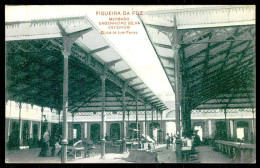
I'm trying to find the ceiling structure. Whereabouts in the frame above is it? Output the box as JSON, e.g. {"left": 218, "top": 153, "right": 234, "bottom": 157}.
{"left": 5, "top": 16, "right": 168, "bottom": 115}
{"left": 139, "top": 6, "right": 256, "bottom": 113}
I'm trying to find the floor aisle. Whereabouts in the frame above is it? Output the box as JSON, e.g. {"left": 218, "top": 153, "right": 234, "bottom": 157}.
{"left": 5, "top": 145, "right": 235, "bottom": 163}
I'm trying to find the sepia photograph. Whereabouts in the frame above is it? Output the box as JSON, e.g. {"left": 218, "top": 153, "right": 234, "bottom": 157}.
{"left": 5, "top": 5, "right": 256, "bottom": 163}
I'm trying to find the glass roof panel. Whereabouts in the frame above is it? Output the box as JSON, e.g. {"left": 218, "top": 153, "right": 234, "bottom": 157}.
{"left": 154, "top": 46, "right": 173, "bottom": 57}
{"left": 94, "top": 48, "right": 121, "bottom": 62}
{"left": 110, "top": 61, "right": 130, "bottom": 73}
{"left": 80, "top": 29, "right": 109, "bottom": 50}
{"left": 161, "top": 59, "right": 174, "bottom": 68}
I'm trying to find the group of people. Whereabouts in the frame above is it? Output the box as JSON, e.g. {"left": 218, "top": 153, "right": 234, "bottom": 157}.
{"left": 165, "top": 133, "right": 177, "bottom": 149}
{"left": 165, "top": 131, "right": 201, "bottom": 150}
{"left": 38, "top": 129, "right": 61, "bottom": 157}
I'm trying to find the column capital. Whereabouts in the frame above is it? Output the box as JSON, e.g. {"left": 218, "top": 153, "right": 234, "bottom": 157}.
{"left": 122, "top": 86, "right": 127, "bottom": 93}
{"left": 100, "top": 74, "right": 107, "bottom": 80}
{"left": 122, "top": 82, "right": 127, "bottom": 91}
{"left": 62, "top": 50, "right": 71, "bottom": 58}
{"left": 172, "top": 44, "right": 181, "bottom": 51}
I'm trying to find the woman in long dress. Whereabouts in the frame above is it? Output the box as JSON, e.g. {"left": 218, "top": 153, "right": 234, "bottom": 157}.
{"left": 39, "top": 129, "right": 50, "bottom": 157}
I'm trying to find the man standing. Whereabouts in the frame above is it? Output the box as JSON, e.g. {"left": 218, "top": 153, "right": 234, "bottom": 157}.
{"left": 170, "top": 133, "right": 174, "bottom": 145}
{"left": 39, "top": 129, "right": 50, "bottom": 157}
{"left": 165, "top": 133, "right": 170, "bottom": 149}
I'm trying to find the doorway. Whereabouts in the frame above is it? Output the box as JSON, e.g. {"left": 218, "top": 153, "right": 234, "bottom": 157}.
{"left": 215, "top": 121, "right": 227, "bottom": 140}
{"left": 149, "top": 123, "right": 160, "bottom": 141}
{"left": 165, "top": 122, "right": 176, "bottom": 135}
{"left": 194, "top": 125, "right": 203, "bottom": 141}
{"left": 32, "top": 124, "right": 38, "bottom": 146}
{"left": 72, "top": 124, "right": 82, "bottom": 141}
{"left": 129, "top": 123, "right": 140, "bottom": 139}
{"left": 90, "top": 124, "right": 100, "bottom": 143}
{"left": 22, "top": 121, "right": 29, "bottom": 146}
{"left": 8, "top": 121, "right": 19, "bottom": 149}
{"left": 110, "top": 123, "right": 120, "bottom": 141}
{"left": 236, "top": 121, "right": 249, "bottom": 142}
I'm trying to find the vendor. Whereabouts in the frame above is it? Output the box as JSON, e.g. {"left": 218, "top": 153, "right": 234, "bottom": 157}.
{"left": 193, "top": 130, "right": 201, "bottom": 147}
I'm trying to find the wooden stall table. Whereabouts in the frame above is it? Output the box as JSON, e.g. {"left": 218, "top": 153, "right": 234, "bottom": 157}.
{"left": 132, "top": 141, "right": 140, "bottom": 149}
{"left": 143, "top": 142, "right": 149, "bottom": 150}
{"left": 214, "top": 140, "right": 255, "bottom": 163}
{"left": 67, "top": 140, "right": 85, "bottom": 159}
{"left": 126, "top": 141, "right": 133, "bottom": 149}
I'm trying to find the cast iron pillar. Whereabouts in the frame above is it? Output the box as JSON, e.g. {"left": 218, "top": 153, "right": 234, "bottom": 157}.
{"left": 72, "top": 112, "right": 75, "bottom": 144}
{"left": 100, "top": 73, "right": 107, "bottom": 158}
{"left": 127, "top": 110, "right": 130, "bottom": 131}
{"left": 57, "top": 21, "right": 92, "bottom": 163}
{"left": 61, "top": 50, "right": 69, "bottom": 163}
{"left": 122, "top": 86, "right": 127, "bottom": 153}
{"left": 144, "top": 104, "right": 147, "bottom": 140}
{"left": 151, "top": 109, "right": 154, "bottom": 138}
{"left": 18, "top": 102, "right": 22, "bottom": 146}
{"left": 224, "top": 109, "right": 228, "bottom": 140}
{"left": 174, "top": 43, "right": 181, "bottom": 137}
{"left": 156, "top": 109, "right": 159, "bottom": 123}
{"left": 252, "top": 108, "right": 255, "bottom": 143}
{"left": 38, "top": 107, "right": 43, "bottom": 140}
{"left": 160, "top": 111, "right": 163, "bottom": 144}
{"left": 172, "top": 15, "right": 182, "bottom": 163}
{"left": 152, "top": 109, "right": 154, "bottom": 125}
{"left": 156, "top": 109, "right": 159, "bottom": 144}
{"left": 135, "top": 97, "right": 139, "bottom": 141}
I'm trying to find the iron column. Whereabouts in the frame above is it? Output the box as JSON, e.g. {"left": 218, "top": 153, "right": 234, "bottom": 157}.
{"left": 145, "top": 104, "right": 147, "bottom": 140}
{"left": 122, "top": 86, "right": 127, "bottom": 153}
{"left": 160, "top": 111, "right": 163, "bottom": 144}
{"left": 127, "top": 110, "right": 130, "bottom": 132}
{"left": 61, "top": 50, "right": 69, "bottom": 163}
{"left": 136, "top": 97, "right": 139, "bottom": 141}
{"left": 72, "top": 112, "right": 74, "bottom": 144}
{"left": 18, "top": 102, "right": 22, "bottom": 146}
{"left": 224, "top": 109, "right": 227, "bottom": 140}
{"left": 57, "top": 22, "right": 91, "bottom": 163}
{"left": 252, "top": 108, "right": 255, "bottom": 143}
{"left": 100, "top": 74, "right": 107, "bottom": 158}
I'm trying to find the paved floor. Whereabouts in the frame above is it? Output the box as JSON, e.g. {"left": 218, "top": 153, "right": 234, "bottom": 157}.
{"left": 195, "top": 146, "right": 234, "bottom": 163}
{"left": 5, "top": 145, "right": 235, "bottom": 163}
{"left": 5, "top": 148, "right": 131, "bottom": 163}
{"left": 153, "top": 144, "right": 177, "bottom": 163}
{"left": 5, "top": 148, "right": 61, "bottom": 163}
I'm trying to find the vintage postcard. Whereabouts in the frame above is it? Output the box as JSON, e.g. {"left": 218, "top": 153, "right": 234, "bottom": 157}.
{"left": 5, "top": 5, "right": 255, "bottom": 163}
